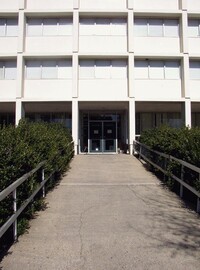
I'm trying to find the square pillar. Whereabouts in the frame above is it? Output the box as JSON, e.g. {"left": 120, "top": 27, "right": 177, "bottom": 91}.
{"left": 185, "top": 99, "right": 191, "bottom": 128}
{"left": 128, "top": 0, "right": 134, "bottom": 9}
{"left": 73, "top": 11, "right": 79, "bottom": 53}
{"left": 128, "top": 11, "right": 134, "bottom": 53}
{"left": 182, "top": 54, "right": 190, "bottom": 98}
{"left": 72, "top": 54, "right": 78, "bottom": 98}
{"left": 15, "top": 99, "right": 24, "bottom": 125}
{"left": 16, "top": 54, "right": 24, "bottom": 98}
{"left": 129, "top": 99, "right": 136, "bottom": 155}
{"left": 72, "top": 100, "right": 79, "bottom": 155}
{"left": 74, "top": 0, "right": 79, "bottom": 9}
{"left": 128, "top": 53, "right": 134, "bottom": 97}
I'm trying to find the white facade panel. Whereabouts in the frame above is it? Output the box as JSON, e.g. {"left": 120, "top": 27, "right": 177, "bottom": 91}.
{"left": 79, "top": 80, "right": 128, "bottom": 100}
{"left": 24, "top": 80, "right": 72, "bottom": 100}
{"left": 188, "top": 0, "right": 200, "bottom": 10}
{"left": 0, "top": 81, "right": 16, "bottom": 99}
{"left": 25, "top": 36, "right": 72, "bottom": 52}
{"left": 26, "top": 0, "right": 73, "bottom": 10}
{"left": 79, "top": 36, "right": 127, "bottom": 53}
{"left": 188, "top": 39, "right": 200, "bottom": 54}
{"left": 0, "top": 37, "right": 18, "bottom": 53}
{"left": 0, "top": 0, "right": 18, "bottom": 10}
{"left": 134, "top": 80, "right": 182, "bottom": 100}
{"left": 190, "top": 81, "right": 200, "bottom": 99}
{"left": 80, "top": 0, "right": 127, "bottom": 9}
{"left": 134, "top": 37, "right": 180, "bottom": 53}
{"left": 134, "top": 0, "right": 179, "bottom": 10}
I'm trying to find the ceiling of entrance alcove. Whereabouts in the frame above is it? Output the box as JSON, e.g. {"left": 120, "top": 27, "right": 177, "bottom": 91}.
{"left": 79, "top": 101, "right": 129, "bottom": 111}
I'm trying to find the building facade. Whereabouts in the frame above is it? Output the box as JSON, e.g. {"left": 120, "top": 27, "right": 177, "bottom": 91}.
{"left": 0, "top": 0, "right": 200, "bottom": 154}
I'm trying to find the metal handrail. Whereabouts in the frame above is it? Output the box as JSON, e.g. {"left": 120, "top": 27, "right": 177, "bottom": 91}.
{"left": 0, "top": 141, "right": 74, "bottom": 241}
{"left": 133, "top": 140, "right": 200, "bottom": 213}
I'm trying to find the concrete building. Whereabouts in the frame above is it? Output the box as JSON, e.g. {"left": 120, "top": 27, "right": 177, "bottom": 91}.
{"left": 0, "top": 0, "right": 200, "bottom": 154}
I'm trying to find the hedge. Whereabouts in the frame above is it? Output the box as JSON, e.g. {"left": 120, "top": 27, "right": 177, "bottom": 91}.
{"left": 139, "top": 125, "right": 200, "bottom": 192}
{"left": 0, "top": 120, "right": 74, "bottom": 248}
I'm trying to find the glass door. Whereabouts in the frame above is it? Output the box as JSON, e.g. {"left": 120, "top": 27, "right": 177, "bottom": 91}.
{"left": 103, "top": 121, "right": 117, "bottom": 152}
{"left": 89, "top": 122, "right": 103, "bottom": 153}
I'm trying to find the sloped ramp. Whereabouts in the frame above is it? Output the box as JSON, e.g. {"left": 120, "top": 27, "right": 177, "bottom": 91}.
{"left": 1, "top": 155, "right": 200, "bottom": 270}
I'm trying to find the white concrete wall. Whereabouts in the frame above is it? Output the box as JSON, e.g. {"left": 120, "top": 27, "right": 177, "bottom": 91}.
{"left": 25, "top": 37, "right": 73, "bottom": 53}
{"left": 187, "top": 0, "right": 200, "bottom": 10}
{"left": 188, "top": 39, "right": 200, "bottom": 54}
{"left": 79, "top": 36, "right": 127, "bottom": 53}
{"left": 0, "top": 0, "right": 19, "bottom": 10}
{"left": 79, "top": 80, "right": 128, "bottom": 100}
{"left": 134, "top": 0, "right": 179, "bottom": 10}
{"left": 26, "top": 0, "right": 73, "bottom": 10}
{"left": 0, "top": 81, "right": 17, "bottom": 99}
{"left": 190, "top": 81, "right": 200, "bottom": 99}
{"left": 24, "top": 80, "right": 72, "bottom": 100}
{"left": 134, "top": 80, "right": 182, "bottom": 100}
{"left": 80, "top": 0, "right": 127, "bottom": 9}
{"left": 134, "top": 37, "right": 180, "bottom": 54}
{"left": 0, "top": 38, "right": 18, "bottom": 54}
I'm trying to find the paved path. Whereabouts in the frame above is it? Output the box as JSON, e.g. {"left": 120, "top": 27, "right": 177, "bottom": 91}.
{"left": 1, "top": 155, "right": 200, "bottom": 270}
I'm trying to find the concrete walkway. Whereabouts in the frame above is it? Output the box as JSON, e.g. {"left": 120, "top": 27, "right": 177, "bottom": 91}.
{"left": 1, "top": 155, "right": 200, "bottom": 270}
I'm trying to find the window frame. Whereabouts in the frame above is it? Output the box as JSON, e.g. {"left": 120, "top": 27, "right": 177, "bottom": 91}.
{"left": 134, "top": 18, "right": 179, "bottom": 38}
{"left": 26, "top": 17, "right": 73, "bottom": 37}
{"left": 134, "top": 59, "right": 181, "bottom": 80}
{"left": 25, "top": 59, "right": 72, "bottom": 80}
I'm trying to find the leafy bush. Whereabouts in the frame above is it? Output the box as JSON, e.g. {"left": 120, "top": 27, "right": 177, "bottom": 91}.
{"left": 139, "top": 125, "right": 200, "bottom": 192}
{"left": 0, "top": 120, "right": 73, "bottom": 246}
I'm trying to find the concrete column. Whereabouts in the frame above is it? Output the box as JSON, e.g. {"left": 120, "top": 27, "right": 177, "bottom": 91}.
{"left": 72, "top": 100, "right": 79, "bottom": 155}
{"left": 128, "top": 53, "right": 134, "bottom": 98}
{"left": 19, "top": 0, "right": 25, "bottom": 9}
{"left": 15, "top": 99, "right": 24, "bottom": 125}
{"left": 74, "top": 0, "right": 79, "bottom": 9}
{"left": 16, "top": 54, "right": 24, "bottom": 98}
{"left": 185, "top": 98, "right": 192, "bottom": 128}
{"left": 73, "top": 10, "right": 79, "bottom": 53}
{"left": 128, "top": 11, "right": 134, "bottom": 53}
{"left": 72, "top": 54, "right": 78, "bottom": 98}
{"left": 129, "top": 98, "right": 135, "bottom": 155}
{"left": 127, "top": 0, "right": 134, "bottom": 9}
{"left": 181, "top": 0, "right": 187, "bottom": 10}
{"left": 182, "top": 54, "right": 190, "bottom": 98}
{"left": 181, "top": 11, "right": 188, "bottom": 53}
{"left": 18, "top": 10, "right": 25, "bottom": 53}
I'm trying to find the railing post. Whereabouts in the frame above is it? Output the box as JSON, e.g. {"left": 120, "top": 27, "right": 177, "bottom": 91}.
{"left": 164, "top": 157, "right": 167, "bottom": 181}
{"left": 197, "top": 197, "right": 200, "bottom": 213}
{"left": 42, "top": 168, "right": 45, "bottom": 198}
{"left": 180, "top": 164, "right": 184, "bottom": 198}
{"left": 13, "top": 189, "right": 17, "bottom": 241}
{"left": 139, "top": 144, "right": 142, "bottom": 160}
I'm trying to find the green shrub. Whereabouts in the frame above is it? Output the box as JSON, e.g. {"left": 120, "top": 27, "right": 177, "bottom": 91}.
{"left": 139, "top": 125, "right": 200, "bottom": 192}
{"left": 0, "top": 120, "right": 73, "bottom": 243}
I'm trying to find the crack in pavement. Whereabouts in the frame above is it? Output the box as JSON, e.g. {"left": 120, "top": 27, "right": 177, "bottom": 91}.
{"left": 78, "top": 206, "right": 94, "bottom": 269}
{"left": 127, "top": 185, "right": 149, "bottom": 206}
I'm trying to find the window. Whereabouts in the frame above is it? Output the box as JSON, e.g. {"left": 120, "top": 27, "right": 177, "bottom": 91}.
{"left": 149, "top": 61, "right": 164, "bottom": 79}
{"left": 188, "top": 19, "right": 200, "bottom": 37}
{"left": 149, "top": 19, "right": 163, "bottom": 37}
{"left": 80, "top": 18, "right": 127, "bottom": 36}
{"left": 135, "top": 60, "right": 180, "bottom": 80}
{"left": 0, "top": 60, "right": 17, "bottom": 80}
{"left": 25, "top": 59, "right": 72, "bottom": 79}
{"left": 134, "top": 61, "right": 148, "bottom": 79}
{"left": 79, "top": 60, "right": 127, "bottom": 79}
{"left": 190, "top": 61, "right": 200, "bottom": 80}
{"left": 26, "top": 18, "right": 73, "bottom": 36}
{"left": 134, "top": 18, "right": 179, "bottom": 37}
{"left": 0, "top": 18, "right": 18, "bottom": 37}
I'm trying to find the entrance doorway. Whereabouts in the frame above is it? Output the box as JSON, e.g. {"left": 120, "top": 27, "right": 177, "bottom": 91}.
{"left": 80, "top": 112, "right": 125, "bottom": 154}
{"left": 89, "top": 121, "right": 117, "bottom": 153}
